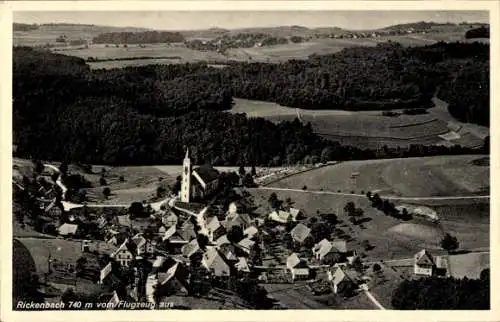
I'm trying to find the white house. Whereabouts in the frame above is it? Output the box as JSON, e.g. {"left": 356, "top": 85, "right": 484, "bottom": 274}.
{"left": 286, "top": 253, "right": 310, "bottom": 281}
{"left": 414, "top": 249, "right": 435, "bottom": 276}
{"left": 112, "top": 240, "right": 134, "bottom": 267}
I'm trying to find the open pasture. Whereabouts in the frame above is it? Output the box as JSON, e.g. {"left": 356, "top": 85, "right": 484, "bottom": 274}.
{"left": 268, "top": 155, "right": 489, "bottom": 198}
{"left": 247, "top": 187, "right": 488, "bottom": 262}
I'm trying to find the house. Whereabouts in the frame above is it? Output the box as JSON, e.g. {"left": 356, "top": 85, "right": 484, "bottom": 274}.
{"left": 207, "top": 216, "right": 226, "bottom": 241}
{"left": 290, "top": 223, "right": 311, "bottom": 243}
{"left": 58, "top": 223, "right": 79, "bottom": 237}
{"left": 111, "top": 240, "right": 135, "bottom": 267}
{"left": 268, "top": 210, "right": 291, "bottom": 224}
{"left": 235, "top": 257, "right": 250, "bottom": 273}
{"left": 98, "top": 262, "right": 113, "bottom": 284}
{"left": 162, "top": 225, "right": 187, "bottom": 244}
{"left": 219, "top": 244, "right": 238, "bottom": 262}
{"left": 329, "top": 265, "right": 359, "bottom": 294}
{"left": 237, "top": 238, "right": 255, "bottom": 254}
{"left": 286, "top": 253, "right": 310, "bottom": 281}
{"left": 162, "top": 212, "right": 178, "bottom": 228}
{"left": 131, "top": 234, "right": 147, "bottom": 255}
{"left": 289, "top": 208, "right": 301, "bottom": 221}
{"left": 181, "top": 239, "right": 201, "bottom": 259}
{"left": 223, "top": 213, "right": 252, "bottom": 230}
{"left": 179, "top": 149, "right": 220, "bottom": 203}
{"left": 155, "top": 262, "right": 190, "bottom": 297}
{"left": 178, "top": 221, "right": 197, "bottom": 241}
{"left": 215, "top": 234, "right": 230, "bottom": 247}
{"left": 202, "top": 247, "right": 231, "bottom": 277}
{"left": 116, "top": 215, "right": 131, "bottom": 228}
{"left": 312, "top": 239, "right": 334, "bottom": 260}
{"left": 243, "top": 226, "right": 258, "bottom": 238}
{"left": 414, "top": 249, "right": 436, "bottom": 276}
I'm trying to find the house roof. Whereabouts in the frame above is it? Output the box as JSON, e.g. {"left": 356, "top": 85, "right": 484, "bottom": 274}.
{"left": 58, "top": 223, "right": 78, "bottom": 236}
{"left": 181, "top": 239, "right": 200, "bottom": 258}
{"left": 237, "top": 238, "right": 255, "bottom": 253}
{"left": 215, "top": 234, "right": 230, "bottom": 247}
{"left": 179, "top": 222, "right": 197, "bottom": 241}
{"left": 244, "top": 226, "right": 258, "bottom": 237}
{"left": 112, "top": 239, "right": 133, "bottom": 258}
{"left": 268, "top": 210, "right": 290, "bottom": 223}
{"left": 193, "top": 166, "right": 219, "bottom": 184}
{"left": 331, "top": 240, "right": 348, "bottom": 253}
{"left": 202, "top": 247, "right": 230, "bottom": 273}
{"left": 235, "top": 257, "right": 250, "bottom": 272}
{"left": 207, "top": 216, "right": 221, "bottom": 232}
{"left": 162, "top": 225, "right": 177, "bottom": 241}
{"left": 153, "top": 256, "right": 167, "bottom": 268}
{"left": 290, "top": 223, "right": 311, "bottom": 243}
{"left": 289, "top": 208, "right": 301, "bottom": 219}
{"left": 163, "top": 213, "right": 178, "bottom": 226}
{"left": 313, "top": 239, "right": 333, "bottom": 258}
{"left": 223, "top": 213, "right": 252, "bottom": 230}
{"left": 331, "top": 266, "right": 359, "bottom": 285}
{"left": 287, "top": 253, "right": 301, "bottom": 268}
{"left": 116, "top": 215, "right": 131, "bottom": 227}
{"left": 415, "top": 249, "right": 435, "bottom": 266}
{"left": 131, "top": 234, "right": 147, "bottom": 249}
{"left": 219, "top": 244, "right": 237, "bottom": 261}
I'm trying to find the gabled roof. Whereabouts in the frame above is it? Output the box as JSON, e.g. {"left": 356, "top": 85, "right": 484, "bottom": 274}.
{"left": 331, "top": 240, "right": 348, "bottom": 253}
{"left": 289, "top": 208, "right": 301, "bottom": 220}
{"left": 244, "top": 226, "right": 258, "bottom": 237}
{"left": 162, "top": 225, "right": 177, "bottom": 241}
{"left": 181, "top": 239, "right": 200, "bottom": 258}
{"left": 202, "top": 247, "right": 230, "bottom": 274}
{"left": 313, "top": 239, "right": 333, "bottom": 258}
{"left": 268, "top": 210, "right": 291, "bottom": 223}
{"left": 193, "top": 166, "right": 219, "bottom": 185}
{"left": 415, "top": 249, "right": 435, "bottom": 266}
{"left": 117, "top": 215, "right": 131, "bottom": 227}
{"left": 207, "top": 216, "right": 221, "bottom": 232}
{"left": 131, "top": 234, "right": 147, "bottom": 249}
{"left": 163, "top": 213, "right": 178, "bottom": 227}
{"left": 290, "top": 223, "right": 311, "bottom": 243}
{"left": 112, "top": 239, "right": 134, "bottom": 258}
{"left": 58, "top": 223, "right": 78, "bottom": 236}
{"left": 237, "top": 238, "right": 255, "bottom": 253}
{"left": 235, "top": 257, "right": 250, "bottom": 272}
{"left": 179, "top": 221, "right": 197, "bottom": 241}
{"left": 223, "top": 213, "right": 252, "bottom": 230}
{"left": 286, "top": 253, "right": 301, "bottom": 269}
{"left": 215, "top": 234, "right": 230, "bottom": 247}
{"left": 219, "top": 244, "right": 237, "bottom": 261}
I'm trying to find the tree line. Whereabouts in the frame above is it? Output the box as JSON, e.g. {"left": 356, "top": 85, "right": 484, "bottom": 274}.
{"left": 92, "top": 31, "right": 185, "bottom": 44}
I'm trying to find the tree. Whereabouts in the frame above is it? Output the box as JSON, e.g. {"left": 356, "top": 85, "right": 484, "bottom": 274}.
{"left": 119, "top": 175, "right": 125, "bottom": 182}
{"left": 483, "top": 136, "right": 490, "bottom": 154}
{"left": 99, "top": 177, "right": 107, "bottom": 186}
{"left": 344, "top": 202, "right": 356, "bottom": 215}
{"left": 227, "top": 225, "right": 244, "bottom": 244}
{"left": 59, "top": 162, "right": 69, "bottom": 175}
{"left": 268, "top": 192, "right": 280, "bottom": 210}
{"left": 366, "top": 191, "right": 372, "bottom": 200}
{"left": 238, "top": 166, "right": 246, "bottom": 177}
{"left": 156, "top": 186, "right": 166, "bottom": 198}
{"left": 320, "top": 147, "right": 334, "bottom": 163}
{"left": 441, "top": 233, "right": 459, "bottom": 253}
{"left": 102, "top": 187, "right": 111, "bottom": 199}
{"left": 242, "top": 173, "right": 255, "bottom": 187}
{"left": 129, "top": 201, "right": 144, "bottom": 219}
{"left": 32, "top": 160, "right": 44, "bottom": 175}
{"left": 251, "top": 166, "right": 257, "bottom": 177}
{"left": 372, "top": 263, "right": 382, "bottom": 272}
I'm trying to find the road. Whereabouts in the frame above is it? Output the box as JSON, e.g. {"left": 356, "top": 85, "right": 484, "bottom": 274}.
{"left": 256, "top": 186, "right": 489, "bottom": 202}
{"left": 360, "top": 284, "right": 386, "bottom": 310}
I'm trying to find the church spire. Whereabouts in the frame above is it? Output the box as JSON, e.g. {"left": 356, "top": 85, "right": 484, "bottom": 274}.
{"left": 185, "top": 148, "right": 190, "bottom": 160}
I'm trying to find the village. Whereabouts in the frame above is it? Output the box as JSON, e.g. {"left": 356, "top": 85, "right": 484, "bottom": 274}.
{"left": 12, "top": 148, "right": 490, "bottom": 310}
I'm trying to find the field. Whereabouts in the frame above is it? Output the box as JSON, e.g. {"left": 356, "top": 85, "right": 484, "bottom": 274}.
{"left": 230, "top": 98, "right": 486, "bottom": 149}
{"left": 267, "top": 155, "right": 490, "bottom": 198}
{"left": 247, "top": 186, "right": 489, "bottom": 262}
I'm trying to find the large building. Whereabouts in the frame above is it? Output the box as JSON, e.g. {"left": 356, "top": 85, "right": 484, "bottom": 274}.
{"left": 180, "top": 149, "right": 220, "bottom": 203}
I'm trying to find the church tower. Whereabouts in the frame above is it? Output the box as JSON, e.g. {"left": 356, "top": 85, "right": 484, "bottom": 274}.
{"left": 180, "top": 148, "right": 191, "bottom": 203}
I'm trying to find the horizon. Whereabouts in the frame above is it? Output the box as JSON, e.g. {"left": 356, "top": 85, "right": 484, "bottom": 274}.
{"left": 13, "top": 10, "right": 489, "bottom": 31}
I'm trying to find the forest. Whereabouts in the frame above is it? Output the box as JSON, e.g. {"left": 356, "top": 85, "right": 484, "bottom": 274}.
{"left": 92, "top": 31, "right": 185, "bottom": 44}
{"left": 13, "top": 43, "right": 488, "bottom": 166}
{"left": 392, "top": 272, "right": 489, "bottom": 309}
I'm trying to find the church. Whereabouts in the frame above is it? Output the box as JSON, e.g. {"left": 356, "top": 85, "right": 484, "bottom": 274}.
{"left": 179, "top": 149, "right": 220, "bottom": 203}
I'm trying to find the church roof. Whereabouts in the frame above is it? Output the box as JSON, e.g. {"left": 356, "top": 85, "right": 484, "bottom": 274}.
{"left": 193, "top": 166, "right": 219, "bottom": 184}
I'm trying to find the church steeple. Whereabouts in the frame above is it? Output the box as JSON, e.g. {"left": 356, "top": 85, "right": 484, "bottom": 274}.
{"left": 180, "top": 148, "right": 191, "bottom": 203}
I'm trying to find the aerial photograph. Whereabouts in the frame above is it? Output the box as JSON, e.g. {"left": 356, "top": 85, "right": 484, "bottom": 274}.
{"left": 11, "top": 9, "right": 490, "bottom": 311}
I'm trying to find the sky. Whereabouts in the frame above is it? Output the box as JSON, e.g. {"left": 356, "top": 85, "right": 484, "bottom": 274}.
{"left": 13, "top": 10, "right": 489, "bottom": 31}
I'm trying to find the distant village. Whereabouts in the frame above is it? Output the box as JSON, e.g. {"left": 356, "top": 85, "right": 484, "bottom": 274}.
{"left": 12, "top": 148, "right": 489, "bottom": 310}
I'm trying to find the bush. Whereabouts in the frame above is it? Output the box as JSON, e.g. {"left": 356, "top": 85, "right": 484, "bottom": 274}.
{"left": 99, "top": 177, "right": 107, "bottom": 186}
{"left": 119, "top": 175, "right": 125, "bottom": 182}
{"left": 302, "top": 185, "right": 308, "bottom": 190}
{"left": 102, "top": 187, "right": 111, "bottom": 199}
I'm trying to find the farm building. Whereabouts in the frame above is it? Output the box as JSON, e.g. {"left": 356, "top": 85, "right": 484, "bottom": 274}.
{"left": 156, "top": 262, "right": 190, "bottom": 297}
{"left": 58, "top": 223, "right": 79, "bottom": 237}
{"left": 268, "top": 210, "right": 292, "bottom": 224}
{"left": 244, "top": 226, "right": 259, "bottom": 238}
{"left": 111, "top": 239, "right": 135, "bottom": 267}
{"left": 237, "top": 237, "right": 256, "bottom": 254}
{"left": 328, "top": 265, "right": 360, "bottom": 295}
{"left": 202, "top": 247, "right": 231, "bottom": 277}
{"left": 290, "top": 223, "right": 311, "bottom": 243}
{"left": 414, "top": 249, "right": 438, "bottom": 276}
{"left": 286, "top": 253, "right": 310, "bottom": 281}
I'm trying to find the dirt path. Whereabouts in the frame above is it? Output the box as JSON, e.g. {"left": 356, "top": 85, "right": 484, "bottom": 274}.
{"left": 256, "top": 186, "right": 489, "bottom": 202}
